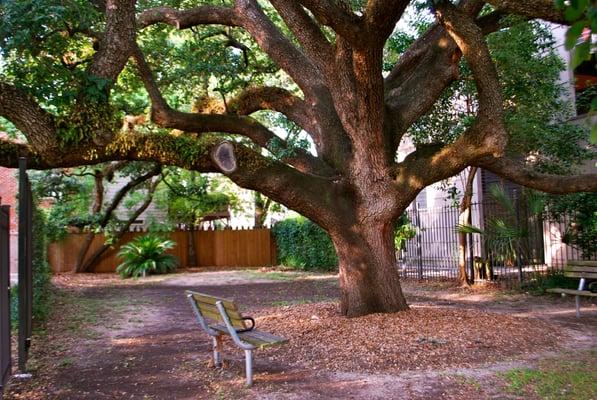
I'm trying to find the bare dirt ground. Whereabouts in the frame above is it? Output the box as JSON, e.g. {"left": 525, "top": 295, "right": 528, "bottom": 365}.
{"left": 4, "top": 269, "right": 596, "bottom": 400}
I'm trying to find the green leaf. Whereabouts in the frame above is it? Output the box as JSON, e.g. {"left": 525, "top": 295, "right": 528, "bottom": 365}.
{"left": 564, "top": 0, "right": 589, "bottom": 21}
{"left": 571, "top": 41, "right": 591, "bottom": 68}
{"left": 591, "top": 123, "right": 597, "bottom": 145}
{"left": 565, "top": 21, "right": 586, "bottom": 50}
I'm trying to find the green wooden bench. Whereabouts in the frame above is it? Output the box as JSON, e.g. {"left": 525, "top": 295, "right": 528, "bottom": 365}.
{"left": 186, "top": 290, "right": 287, "bottom": 386}
{"left": 546, "top": 261, "right": 597, "bottom": 318}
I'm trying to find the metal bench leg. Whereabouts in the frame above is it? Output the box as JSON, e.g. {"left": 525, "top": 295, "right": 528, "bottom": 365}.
{"left": 245, "top": 349, "right": 253, "bottom": 386}
{"left": 213, "top": 336, "right": 223, "bottom": 368}
{"left": 575, "top": 295, "right": 581, "bottom": 318}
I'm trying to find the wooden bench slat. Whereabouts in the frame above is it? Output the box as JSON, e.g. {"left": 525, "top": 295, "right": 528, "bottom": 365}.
{"left": 564, "top": 265, "right": 597, "bottom": 273}
{"left": 187, "top": 291, "right": 247, "bottom": 329}
{"left": 563, "top": 271, "right": 597, "bottom": 279}
{"left": 187, "top": 291, "right": 238, "bottom": 310}
{"left": 546, "top": 288, "right": 597, "bottom": 297}
{"left": 194, "top": 303, "right": 246, "bottom": 329}
{"left": 566, "top": 260, "right": 597, "bottom": 267}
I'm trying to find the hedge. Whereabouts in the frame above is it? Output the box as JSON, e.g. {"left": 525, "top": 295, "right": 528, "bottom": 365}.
{"left": 11, "top": 202, "right": 52, "bottom": 325}
{"left": 272, "top": 217, "right": 337, "bottom": 271}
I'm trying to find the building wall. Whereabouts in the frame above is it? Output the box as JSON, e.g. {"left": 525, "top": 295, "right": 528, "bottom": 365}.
{"left": 0, "top": 166, "right": 19, "bottom": 275}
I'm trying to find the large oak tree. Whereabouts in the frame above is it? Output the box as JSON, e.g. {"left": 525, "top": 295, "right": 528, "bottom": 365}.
{"left": 0, "top": 0, "right": 596, "bottom": 316}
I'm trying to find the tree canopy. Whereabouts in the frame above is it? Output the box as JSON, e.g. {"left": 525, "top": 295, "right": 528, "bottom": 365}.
{"left": 1, "top": 0, "right": 596, "bottom": 316}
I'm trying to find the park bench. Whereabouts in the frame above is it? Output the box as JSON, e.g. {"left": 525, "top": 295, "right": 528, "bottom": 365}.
{"left": 185, "top": 290, "right": 287, "bottom": 386}
{"left": 546, "top": 261, "right": 597, "bottom": 318}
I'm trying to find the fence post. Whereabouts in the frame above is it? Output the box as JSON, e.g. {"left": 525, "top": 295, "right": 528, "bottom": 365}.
{"left": 0, "top": 205, "right": 11, "bottom": 397}
{"left": 18, "top": 157, "right": 32, "bottom": 372}
{"left": 513, "top": 189, "right": 523, "bottom": 284}
{"left": 468, "top": 231, "right": 475, "bottom": 283}
{"left": 412, "top": 201, "right": 423, "bottom": 279}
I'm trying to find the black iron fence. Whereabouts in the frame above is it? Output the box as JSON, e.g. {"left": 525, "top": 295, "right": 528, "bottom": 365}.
{"left": 400, "top": 200, "right": 594, "bottom": 284}
{"left": 0, "top": 204, "right": 11, "bottom": 397}
{"left": 18, "top": 158, "right": 32, "bottom": 372}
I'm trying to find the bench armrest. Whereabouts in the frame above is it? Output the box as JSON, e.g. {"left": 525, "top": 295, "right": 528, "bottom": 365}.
{"left": 216, "top": 301, "right": 255, "bottom": 351}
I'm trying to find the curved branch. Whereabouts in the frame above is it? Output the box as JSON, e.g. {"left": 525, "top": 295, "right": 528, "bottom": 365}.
{"left": 364, "top": 0, "right": 410, "bottom": 46}
{"left": 268, "top": 0, "right": 334, "bottom": 74}
{"left": 234, "top": 0, "right": 323, "bottom": 95}
{"left": 88, "top": 0, "right": 136, "bottom": 80}
{"left": 435, "top": 2, "right": 504, "bottom": 128}
{"left": 138, "top": 1, "right": 324, "bottom": 96}
{"left": 99, "top": 163, "right": 162, "bottom": 226}
{"left": 0, "top": 82, "right": 59, "bottom": 159}
{"left": 384, "top": 1, "right": 487, "bottom": 137}
{"left": 227, "top": 86, "right": 316, "bottom": 133}
{"left": 297, "top": 0, "right": 365, "bottom": 46}
{"left": 476, "top": 156, "right": 597, "bottom": 194}
{"left": 483, "top": 0, "right": 566, "bottom": 24}
{"left": 137, "top": 6, "right": 239, "bottom": 29}
{"left": 131, "top": 44, "right": 334, "bottom": 177}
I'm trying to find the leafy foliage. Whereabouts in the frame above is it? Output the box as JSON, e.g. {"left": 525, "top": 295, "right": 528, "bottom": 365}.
{"left": 394, "top": 213, "right": 416, "bottom": 251}
{"left": 410, "top": 19, "right": 594, "bottom": 172}
{"left": 154, "top": 168, "right": 235, "bottom": 227}
{"left": 458, "top": 185, "right": 545, "bottom": 265}
{"left": 116, "top": 234, "right": 179, "bottom": 278}
{"left": 11, "top": 196, "right": 52, "bottom": 325}
{"left": 525, "top": 269, "right": 580, "bottom": 295}
{"left": 272, "top": 217, "right": 337, "bottom": 271}
{"left": 545, "top": 192, "right": 597, "bottom": 258}
{"left": 30, "top": 171, "right": 95, "bottom": 242}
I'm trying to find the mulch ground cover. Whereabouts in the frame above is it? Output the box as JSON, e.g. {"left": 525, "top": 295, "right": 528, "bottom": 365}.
{"left": 258, "top": 302, "right": 566, "bottom": 373}
{"left": 3, "top": 271, "right": 592, "bottom": 400}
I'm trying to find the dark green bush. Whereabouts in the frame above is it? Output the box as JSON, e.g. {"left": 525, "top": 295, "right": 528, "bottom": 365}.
{"left": 11, "top": 204, "right": 52, "bottom": 325}
{"left": 272, "top": 217, "right": 337, "bottom": 271}
{"left": 526, "top": 269, "right": 579, "bottom": 295}
{"left": 116, "top": 234, "right": 179, "bottom": 278}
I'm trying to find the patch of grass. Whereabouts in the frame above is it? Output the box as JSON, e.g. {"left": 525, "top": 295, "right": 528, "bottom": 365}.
{"left": 242, "top": 270, "right": 303, "bottom": 281}
{"left": 452, "top": 374, "right": 482, "bottom": 391}
{"left": 57, "top": 357, "right": 74, "bottom": 368}
{"left": 271, "top": 296, "right": 332, "bottom": 307}
{"left": 503, "top": 355, "right": 597, "bottom": 400}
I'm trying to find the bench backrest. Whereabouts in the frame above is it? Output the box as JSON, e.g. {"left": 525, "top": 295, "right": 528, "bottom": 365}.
{"left": 564, "top": 261, "right": 597, "bottom": 279}
{"left": 186, "top": 290, "right": 247, "bottom": 330}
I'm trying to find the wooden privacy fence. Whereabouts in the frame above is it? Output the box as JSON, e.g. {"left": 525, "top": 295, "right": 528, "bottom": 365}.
{"left": 48, "top": 228, "right": 277, "bottom": 273}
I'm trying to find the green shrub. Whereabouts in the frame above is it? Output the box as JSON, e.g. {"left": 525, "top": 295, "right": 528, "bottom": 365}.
{"left": 526, "top": 269, "right": 579, "bottom": 295}
{"left": 116, "top": 234, "right": 179, "bottom": 278}
{"left": 11, "top": 204, "right": 52, "bottom": 326}
{"left": 272, "top": 217, "right": 337, "bottom": 271}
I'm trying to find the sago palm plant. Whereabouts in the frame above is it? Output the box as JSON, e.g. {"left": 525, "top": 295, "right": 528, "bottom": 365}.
{"left": 116, "top": 234, "right": 179, "bottom": 278}
{"left": 458, "top": 185, "right": 545, "bottom": 268}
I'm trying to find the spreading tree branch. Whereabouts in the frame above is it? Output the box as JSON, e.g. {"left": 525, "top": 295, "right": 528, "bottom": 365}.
{"left": 477, "top": 156, "right": 597, "bottom": 194}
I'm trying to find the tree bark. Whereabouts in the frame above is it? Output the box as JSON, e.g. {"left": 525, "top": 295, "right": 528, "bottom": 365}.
{"left": 74, "top": 169, "right": 105, "bottom": 272}
{"left": 457, "top": 166, "right": 478, "bottom": 286}
{"left": 330, "top": 219, "right": 409, "bottom": 317}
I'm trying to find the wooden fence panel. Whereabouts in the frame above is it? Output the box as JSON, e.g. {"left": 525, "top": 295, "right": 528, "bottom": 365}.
{"left": 48, "top": 228, "right": 276, "bottom": 272}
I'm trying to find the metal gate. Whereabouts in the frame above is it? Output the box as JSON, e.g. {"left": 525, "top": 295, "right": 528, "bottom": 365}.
{"left": 0, "top": 204, "right": 11, "bottom": 397}
{"left": 18, "top": 158, "right": 32, "bottom": 372}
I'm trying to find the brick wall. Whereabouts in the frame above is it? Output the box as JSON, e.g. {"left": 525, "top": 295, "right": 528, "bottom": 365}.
{"left": 0, "top": 167, "right": 19, "bottom": 274}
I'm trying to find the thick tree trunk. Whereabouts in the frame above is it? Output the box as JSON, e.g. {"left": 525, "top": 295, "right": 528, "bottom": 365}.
{"left": 457, "top": 167, "right": 478, "bottom": 286}
{"left": 331, "top": 221, "right": 409, "bottom": 317}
